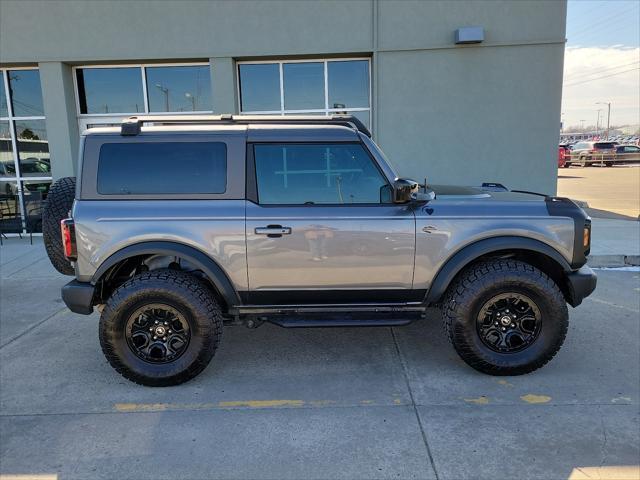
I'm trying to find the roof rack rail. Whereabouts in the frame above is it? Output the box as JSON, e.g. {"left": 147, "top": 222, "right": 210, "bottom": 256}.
{"left": 120, "top": 114, "right": 372, "bottom": 138}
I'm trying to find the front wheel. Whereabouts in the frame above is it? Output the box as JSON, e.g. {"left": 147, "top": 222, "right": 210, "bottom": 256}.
{"left": 442, "top": 259, "right": 568, "bottom": 375}
{"left": 99, "top": 269, "right": 223, "bottom": 386}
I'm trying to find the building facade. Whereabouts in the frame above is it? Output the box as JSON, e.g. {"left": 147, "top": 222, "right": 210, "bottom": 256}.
{"left": 0, "top": 0, "right": 566, "bottom": 233}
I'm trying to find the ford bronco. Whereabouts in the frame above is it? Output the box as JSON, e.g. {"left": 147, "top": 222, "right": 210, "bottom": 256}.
{"left": 42, "top": 115, "right": 597, "bottom": 386}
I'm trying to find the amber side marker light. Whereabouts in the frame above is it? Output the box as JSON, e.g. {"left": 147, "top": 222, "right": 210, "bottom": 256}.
{"left": 583, "top": 226, "right": 590, "bottom": 248}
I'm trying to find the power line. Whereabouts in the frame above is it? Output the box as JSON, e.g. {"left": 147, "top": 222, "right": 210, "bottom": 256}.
{"left": 568, "top": 8, "right": 629, "bottom": 39}
{"left": 567, "top": 4, "right": 638, "bottom": 43}
{"left": 563, "top": 66, "right": 639, "bottom": 87}
{"left": 564, "top": 60, "right": 640, "bottom": 81}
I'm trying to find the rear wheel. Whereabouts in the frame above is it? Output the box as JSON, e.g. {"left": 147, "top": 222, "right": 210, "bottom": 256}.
{"left": 42, "top": 176, "right": 76, "bottom": 275}
{"left": 604, "top": 161, "right": 613, "bottom": 167}
{"left": 563, "top": 162, "right": 571, "bottom": 168}
{"left": 442, "top": 259, "right": 568, "bottom": 375}
{"left": 99, "top": 269, "right": 223, "bottom": 386}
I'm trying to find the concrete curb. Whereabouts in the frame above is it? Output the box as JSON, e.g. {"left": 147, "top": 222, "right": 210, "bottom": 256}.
{"left": 588, "top": 255, "right": 640, "bottom": 268}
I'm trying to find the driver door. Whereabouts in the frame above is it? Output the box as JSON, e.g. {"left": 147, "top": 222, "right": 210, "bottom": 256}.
{"left": 245, "top": 142, "right": 416, "bottom": 304}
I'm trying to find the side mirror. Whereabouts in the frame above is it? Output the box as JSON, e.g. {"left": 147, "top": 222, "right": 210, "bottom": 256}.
{"left": 392, "top": 178, "right": 419, "bottom": 203}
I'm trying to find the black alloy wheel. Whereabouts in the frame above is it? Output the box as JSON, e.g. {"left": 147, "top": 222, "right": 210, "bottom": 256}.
{"left": 476, "top": 293, "right": 541, "bottom": 353}
{"left": 126, "top": 304, "right": 191, "bottom": 364}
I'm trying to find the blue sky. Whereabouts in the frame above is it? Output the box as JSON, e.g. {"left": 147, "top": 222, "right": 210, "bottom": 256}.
{"left": 562, "top": 0, "right": 639, "bottom": 128}
{"left": 566, "top": 0, "right": 639, "bottom": 48}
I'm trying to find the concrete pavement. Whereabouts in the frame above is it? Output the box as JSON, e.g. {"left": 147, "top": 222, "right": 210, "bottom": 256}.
{"left": 1, "top": 238, "right": 639, "bottom": 479}
{"left": 557, "top": 164, "right": 640, "bottom": 219}
{"left": 588, "top": 217, "right": 639, "bottom": 267}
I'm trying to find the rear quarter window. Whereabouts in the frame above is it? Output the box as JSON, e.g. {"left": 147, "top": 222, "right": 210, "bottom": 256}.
{"left": 97, "top": 142, "right": 226, "bottom": 195}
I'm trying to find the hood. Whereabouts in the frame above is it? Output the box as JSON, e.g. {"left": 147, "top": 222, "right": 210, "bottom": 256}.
{"left": 429, "top": 184, "right": 547, "bottom": 202}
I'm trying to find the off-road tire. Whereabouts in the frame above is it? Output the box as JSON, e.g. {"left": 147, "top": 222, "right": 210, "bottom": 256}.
{"left": 99, "top": 269, "right": 223, "bottom": 386}
{"left": 442, "top": 259, "right": 568, "bottom": 375}
{"left": 42, "top": 176, "right": 76, "bottom": 275}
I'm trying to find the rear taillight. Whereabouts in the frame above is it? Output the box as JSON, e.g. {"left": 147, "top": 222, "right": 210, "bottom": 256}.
{"left": 583, "top": 220, "right": 591, "bottom": 256}
{"left": 60, "top": 218, "right": 77, "bottom": 261}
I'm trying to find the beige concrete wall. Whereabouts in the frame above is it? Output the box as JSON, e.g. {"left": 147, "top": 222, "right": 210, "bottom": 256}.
{"left": 0, "top": 0, "right": 566, "bottom": 193}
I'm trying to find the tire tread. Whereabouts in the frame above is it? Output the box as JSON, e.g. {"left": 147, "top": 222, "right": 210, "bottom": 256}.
{"left": 99, "top": 269, "right": 223, "bottom": 386}
{"left": 441, "top": 259, "right": 568, "bottom": 375}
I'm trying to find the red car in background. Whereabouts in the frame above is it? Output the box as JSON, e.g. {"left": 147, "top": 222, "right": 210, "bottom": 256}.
{"left": 558, "top": 145, "right": 570, "bottom": 168}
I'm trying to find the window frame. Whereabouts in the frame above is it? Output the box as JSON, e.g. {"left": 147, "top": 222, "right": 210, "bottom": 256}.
{"left": 0, "top": 67, "right": 51, "bottom": 235}
{"left": 72, "top": 62, "right": 214, "bottom": 118}
{"left": 236, "top": 58, "right": 371, "bottom": 126}
{"left": 247, "top": 140, "right": 393, "bottom": 207}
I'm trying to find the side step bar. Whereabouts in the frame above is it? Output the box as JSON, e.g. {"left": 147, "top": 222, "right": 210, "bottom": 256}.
{"left": 233, "top": 303, "right": 426, "bottom": 316}
{"left": 268, "top": 315, "right": 419, "bottom": 328}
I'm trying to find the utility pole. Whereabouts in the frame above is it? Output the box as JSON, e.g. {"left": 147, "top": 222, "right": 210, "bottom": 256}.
{"left": 596, "top": 109, "right": 602, "bottom": 137}
{"left": 156, "top": 84, "right": 170, "bottom": 111}
{"left": 596, "top": 102, "right": 611, "bottom": 139}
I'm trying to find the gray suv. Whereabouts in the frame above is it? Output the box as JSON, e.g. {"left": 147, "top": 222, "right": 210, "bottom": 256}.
{"left": 42, "top": 115, "right": 596, "bottom": 386}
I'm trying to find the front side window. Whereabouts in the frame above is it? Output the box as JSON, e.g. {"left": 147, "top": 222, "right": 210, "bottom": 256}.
{"left": 98, "top": 142, "right": 226, "bottom": 195}
{"left": 254, "top": 143, "right": 388, "bottom": 205}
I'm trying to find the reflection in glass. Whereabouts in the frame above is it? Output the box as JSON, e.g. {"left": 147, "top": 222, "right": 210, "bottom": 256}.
{"left": 77, "top": 68, "right": 144, "bottom": 114}
{"left": 8, "top": 69, "right": 45, "bottom": 117}
{"left": 15, "top": 120, "right": 50, "bottom": 177}
{"left": 239, "top": 64, "right": 280, "bottom": 112}
{"left": 255, "top": 143, "right": 386, "bottom": 204}
{"left": 328, "top": 60, "right": 369, "bottom": 109}
{"left": 146, "top": 66, "right": 212, "bottom": 112}
{"left": 22, "top": 179, "right": 51, "bottom": 233}
{"left": 283, "top": 62, "right": 324, "bottom": 110}
{"left": 0, "top": 121, "right": 15, "bottom": 179}
{"left": 0, "top": 76, "right": 8, "bottom": 117}
{"left": 0, "top": 185, "right": 23, "bottom": 233}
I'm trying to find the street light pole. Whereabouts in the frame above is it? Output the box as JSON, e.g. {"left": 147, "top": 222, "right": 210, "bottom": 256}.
{"left": 185, "top": 92, "right": 196, "bottom": 111}
{"left": 155, "top": 84, "right": 170, "bottom": 111}
{"left": 596, "top": 109, "right": 602, "bottom": 137}
{"left": 596, "top": 102, "right": 611, "bottom": 139}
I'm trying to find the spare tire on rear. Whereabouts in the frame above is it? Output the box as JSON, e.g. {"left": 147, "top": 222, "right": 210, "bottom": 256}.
{"left": 43, "top": 176, "right": 76, "bottom": 275}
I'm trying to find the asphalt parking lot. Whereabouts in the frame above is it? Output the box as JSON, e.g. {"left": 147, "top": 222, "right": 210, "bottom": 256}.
{"left": 1, "top": 239, "right": 639, "bottom": 480}
{"left": 558, "top": 164, "right": 640, "bottom": 219}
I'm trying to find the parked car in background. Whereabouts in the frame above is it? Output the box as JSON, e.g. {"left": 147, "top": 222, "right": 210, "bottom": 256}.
{"left": 615, "top": 144, "right": 640, "bottom": 164}
{"left": 558, "top": 145, "right": 569, "bottom": 168}
{"left": 569, "top": 141, "right": 617, "bottom": 167}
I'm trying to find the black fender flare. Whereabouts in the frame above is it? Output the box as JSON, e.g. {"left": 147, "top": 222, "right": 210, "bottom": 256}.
{"left": 91, "top": 241, "right": 241, "bottom": 307}
{"left": 424, "top": 236, "right": 572, "bottom": 305}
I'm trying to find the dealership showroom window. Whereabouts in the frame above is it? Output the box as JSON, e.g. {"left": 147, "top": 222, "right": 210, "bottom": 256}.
{"left": 0, "top": 58, "right": 370, "bottom": 234}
